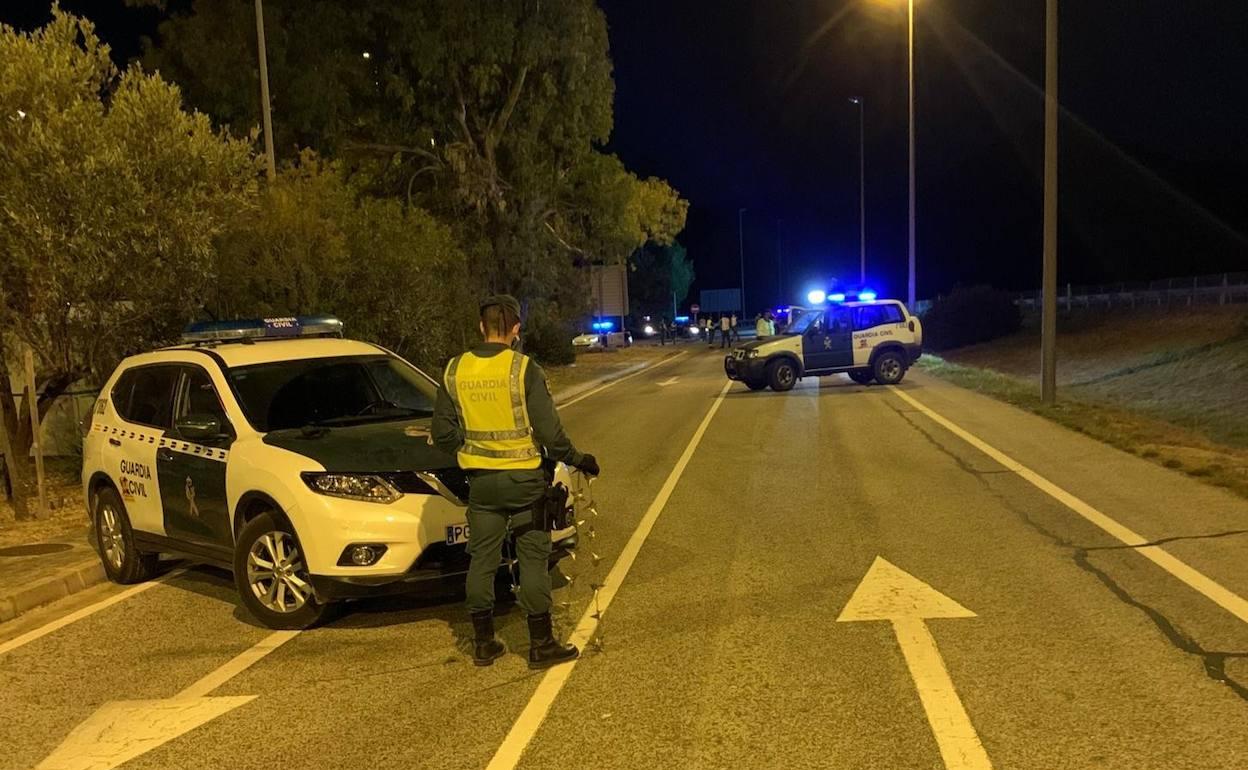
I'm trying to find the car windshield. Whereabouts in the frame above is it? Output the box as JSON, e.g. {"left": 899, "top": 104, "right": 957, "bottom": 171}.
{"left": 228, "top": 355, "right": 437, "bottom": 432}
{"left": 786, "top": 309, "right": 824, "bottom": 335}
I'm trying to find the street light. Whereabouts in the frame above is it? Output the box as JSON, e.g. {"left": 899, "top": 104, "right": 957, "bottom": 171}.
{"left": 738, "top": 207, "right": 747, "bottom": 314}
{"left": 905, "top": 0, "right": 916, "bottom": 307}
{"left": 849, "top": 97, "right": 866, "bottom": 285}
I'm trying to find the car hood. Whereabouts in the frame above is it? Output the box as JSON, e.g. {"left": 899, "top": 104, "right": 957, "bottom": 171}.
{"left": 263, "top": 418, "right": 457, "bottom": 472}
{"left": 739, "top": 334, "right": 797, "bottom": 352}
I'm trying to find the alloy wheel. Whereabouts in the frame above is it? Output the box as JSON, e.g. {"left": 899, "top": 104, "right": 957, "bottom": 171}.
{"left": 246, "top": 531, "right": 312, "bottom": 613}
{"left": 98, "top": 504, "right": 125, "bottom": 571}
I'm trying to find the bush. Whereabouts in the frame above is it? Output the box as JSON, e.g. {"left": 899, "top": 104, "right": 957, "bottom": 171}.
{"left": 920, "top": 286, "right": 1022, "bottom": 351}
{"left": 522, "top": 302, "right": 577, "bottom": 366}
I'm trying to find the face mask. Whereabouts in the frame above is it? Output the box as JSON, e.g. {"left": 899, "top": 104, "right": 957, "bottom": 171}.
{"left": 510, "top": 336, "right": 522, "bottom": 351}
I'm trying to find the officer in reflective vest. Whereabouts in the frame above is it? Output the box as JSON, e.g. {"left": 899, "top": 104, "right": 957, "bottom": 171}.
{"left": 432, "top": 295, "right": 600, "bottom": 668}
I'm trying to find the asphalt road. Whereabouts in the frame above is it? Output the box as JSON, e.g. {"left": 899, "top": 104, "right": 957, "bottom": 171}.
{"left": 2, "top": 347, "right": 1246, "bottom": 770}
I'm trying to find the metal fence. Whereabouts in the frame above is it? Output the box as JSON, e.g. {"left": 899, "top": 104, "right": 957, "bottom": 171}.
{"left": 1014, "top": 272, "right": 1248, "bottom": 311}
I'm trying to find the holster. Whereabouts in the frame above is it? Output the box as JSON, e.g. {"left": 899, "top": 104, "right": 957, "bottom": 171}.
{"left": 532, "top": 483, "right": 572, "bottom": 532}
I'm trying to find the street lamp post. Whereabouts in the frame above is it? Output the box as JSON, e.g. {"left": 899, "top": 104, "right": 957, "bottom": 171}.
{"left": 738, "top": 207, "right": 747, "bottom": 314}
{"left": 906, "top": 0, "right": 916, "bottom": 307}
{"left": 849, "top": 97, "right": 866, "bottom": 285}
{"left": 1040, "top": 0, "right": 1059, "bottom": 404}
{"left": 254, "top": 0, "right": 277, "bottom": 181}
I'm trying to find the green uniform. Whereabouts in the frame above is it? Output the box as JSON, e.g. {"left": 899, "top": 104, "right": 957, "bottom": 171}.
{"left": 431, "top": 342, "right": 584, "bottom": 615}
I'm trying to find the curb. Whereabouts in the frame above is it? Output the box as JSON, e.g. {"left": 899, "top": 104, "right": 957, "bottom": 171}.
{"left": 552, "top": 351, "right": 681, "bottom": 406}
{"left": 0, "top": 557, "right": 106, "bottom": 624}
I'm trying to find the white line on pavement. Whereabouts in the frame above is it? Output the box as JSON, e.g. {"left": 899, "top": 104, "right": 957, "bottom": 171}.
{"left": 892, "top": 387, "right": 1248, "bottom": 626}
{"left": 0, "top": 569, "right": 186, "bottom": 657}
{"left": 486, "top": 379, "right": 734, "bottom": 770}
{"left": 177, "top": 629, "right": 301, "bottom": 698}
{"left": 559, "top": 351, "right": 688, "bottom": 407}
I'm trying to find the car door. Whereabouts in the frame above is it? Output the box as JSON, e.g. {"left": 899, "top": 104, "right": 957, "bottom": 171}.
{"left": 105, "top": 364, "right": 180, "bottom": 535}
{"left": 157, "top": 365, "right": 234, "bottom": 548}
{"left": 803, "top": 308, "right": 855, "bottom": 372}
{"left": 851, "top": 304, "right": 906, "bottom": 366}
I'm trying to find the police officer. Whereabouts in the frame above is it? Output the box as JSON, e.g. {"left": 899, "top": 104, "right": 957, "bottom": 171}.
{"left": 432, "top": 295, "right": 600, "bottom": 669}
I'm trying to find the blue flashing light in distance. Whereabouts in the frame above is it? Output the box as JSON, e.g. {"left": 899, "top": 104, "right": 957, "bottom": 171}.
{"left": 591, "top": 320, "right": 615, "bottom": 332}
{"left": 829, "top": 292, "right": 846, "bottom": 303}
{"left": 674, "top": 315, "right": 690, "bottom": 323}
{"left": 807, "top": 289, "right": 827, "bottom": 305}
{"left": 858, "top": 290, "right": 877, "bottom": 302}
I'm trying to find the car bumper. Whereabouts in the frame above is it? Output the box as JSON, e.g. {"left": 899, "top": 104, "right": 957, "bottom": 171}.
{"left": 308, "top": 530, "right": 579, "bottom": 600}
{"left": 905, "top": 343, "right": 923, "bottom": 365}
{"left": 724, "top": 355, "right": 766, "bottom": 381}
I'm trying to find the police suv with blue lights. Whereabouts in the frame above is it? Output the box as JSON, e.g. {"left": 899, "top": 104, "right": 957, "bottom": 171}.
{"left": 81, "top": 316, "right": 578, "bottom": 629}
{"left": 724, "top": 293, "right": 923, "bottom": 391}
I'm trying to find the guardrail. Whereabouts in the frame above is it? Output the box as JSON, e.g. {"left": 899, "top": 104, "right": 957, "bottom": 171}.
{"left": 1014, "top": 273, "right": 1248, "bottom": 311}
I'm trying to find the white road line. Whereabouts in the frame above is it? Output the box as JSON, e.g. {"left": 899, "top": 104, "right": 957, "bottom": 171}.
{"left": 559, "top": 351, "right": 688, "bottom": 407}
{"left": 0, "top": 569, "right": 186, "bottom": 657}
{"left": 892, "top": 387, "right": 1248, "bottom": 626}
{"left": 486, "top": 379, "right": 734, "bottom": 770}
{"left": 177, "top": 629, "right": 301, "bottom": 698}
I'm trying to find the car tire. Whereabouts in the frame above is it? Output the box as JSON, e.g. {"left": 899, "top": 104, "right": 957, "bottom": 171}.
{"left": 745, "top": 379, "right": 768, "bottom": 391}
{"left": 848, "top": 369, "right": 874, "bottom": 385}
{"left": 234, "top": 510, "right": 329, "bottom": 630}
{"left": 767, "top": 359, "right": 798, "bottom": 392}
{"left": 93, "top": 486, "right": 158, "bottom": 584}
{"left": 873, "top": 350, "right": 907, "bottom": 385}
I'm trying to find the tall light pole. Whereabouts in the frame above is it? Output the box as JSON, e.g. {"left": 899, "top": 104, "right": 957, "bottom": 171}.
{"left": 738, "top": 207, "right": 747, "bottom": 314}
{"left": 254, "top": 0, "right": 277, "bottom": 181}
{"left": 849, "top": 97, "right": 866, "bottom": 285}
{"left": 906, "top": 0, "right": 916, "bottom": 306}
{"left": 1040, "top": 0, "right": 1059, "bottom": 404}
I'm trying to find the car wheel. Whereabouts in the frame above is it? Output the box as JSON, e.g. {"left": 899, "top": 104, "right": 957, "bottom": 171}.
{"left": 234, "top": 510, "right": 329, "bottom": 630}
{"left": 767, "top": 359, "right": 798, "bottom": 392}
{"left": 848, "top": 369, "right": 874, "bottom": 385}
{"left": 873, "top": 350, "right": 907, "bottom": 385}
{"left": 93, "top": 486, "right": 158, "bottom": 584}
{"left": 745, "top": 379, "right": 768, "bottom": 391}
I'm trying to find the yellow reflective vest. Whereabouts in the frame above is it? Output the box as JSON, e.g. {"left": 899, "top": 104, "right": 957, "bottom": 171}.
{"left": 444, "top": 349, "right": 541, "bottom": 470}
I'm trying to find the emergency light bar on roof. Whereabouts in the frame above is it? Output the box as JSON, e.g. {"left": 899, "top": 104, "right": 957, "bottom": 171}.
{"left": 181, "top": 315, "right": 344, "bottom": 343}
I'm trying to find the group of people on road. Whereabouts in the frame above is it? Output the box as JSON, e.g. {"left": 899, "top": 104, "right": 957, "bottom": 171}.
{"left": 704, "top": 313, "right": 739, "bottom": 348}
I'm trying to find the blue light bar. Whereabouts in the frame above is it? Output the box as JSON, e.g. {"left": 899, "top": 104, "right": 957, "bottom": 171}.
{"left": 807, "top": 289, "right": 827, "bottom": 305}
{"left": 829, "top": 293, "right": 847, "bottom": 303}
{"left": 591, "top": 320, "right": 615, "bottom": 332}
{"left": 674, "top": 315, "right": 690, "bottom": 323}
{"left": 858, "top": 290, "right": 877, "bottom": 301}
{"left": 182, "top": 315, "right": 343, "bottom": 343}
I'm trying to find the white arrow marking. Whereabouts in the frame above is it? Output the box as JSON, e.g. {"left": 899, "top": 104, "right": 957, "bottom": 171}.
{"left": 838, "top": 557, "right": 992, "bottom": 770}
{"left": 656, "top": 376, "right": 680, "bottom": 387}
{"left": 38, "top": 630, "right": 300, "bottom": 770}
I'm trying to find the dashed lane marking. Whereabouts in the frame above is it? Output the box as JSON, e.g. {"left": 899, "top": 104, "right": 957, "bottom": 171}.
{"left": 891, "top": 387, "right": 1248, "bottom": 626}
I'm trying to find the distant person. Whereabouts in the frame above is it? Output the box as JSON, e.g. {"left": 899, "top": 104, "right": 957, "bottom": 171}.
{"left": 755, "top": 311, "right": 770, "bottom": 339}
{"left": 720, "top": 314, "right": 732, "bottom": 348}
{"left": 730, "top": 313, "right": 739, "bottom": 343}
{"left": 704, "top": 315, "right": 715, "bottom": 346}
{"left": 659, "top": 316, "right": 670, "bottom": 346}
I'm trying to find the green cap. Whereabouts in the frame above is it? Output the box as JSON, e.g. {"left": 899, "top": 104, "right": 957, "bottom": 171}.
{"left": 480, "top": 294, "right": 522, "bottom": 319}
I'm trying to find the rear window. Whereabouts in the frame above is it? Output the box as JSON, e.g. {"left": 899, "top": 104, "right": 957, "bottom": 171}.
{"left": 854, "top": 304, "right": 905, "bottom": 330}
{"left": 111, "top": 365, "right": 180, "bottom": 429}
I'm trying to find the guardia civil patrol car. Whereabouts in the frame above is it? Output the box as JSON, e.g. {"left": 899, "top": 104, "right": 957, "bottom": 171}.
{"left": 724, "top": 296, "right": 923, "bottom": 391}
{"left": 82, "top": 316, "right": 578, "bottom": 629}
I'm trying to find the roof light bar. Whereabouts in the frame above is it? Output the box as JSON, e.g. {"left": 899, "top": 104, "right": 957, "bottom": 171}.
{"left": 182, "top": 315, "right": 344, "bottom": 343}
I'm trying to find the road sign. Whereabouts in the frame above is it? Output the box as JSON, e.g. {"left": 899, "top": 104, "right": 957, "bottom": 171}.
{"left": 690, "top": 304, "right": 700, "bottom": 315}
{"left": 838, "top": 556, "right": 992, "bottom": 770}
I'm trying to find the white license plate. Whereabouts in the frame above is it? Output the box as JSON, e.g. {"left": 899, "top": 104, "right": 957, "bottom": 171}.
{"left": 445, "top": 523, "right": 470, "bottom": 545}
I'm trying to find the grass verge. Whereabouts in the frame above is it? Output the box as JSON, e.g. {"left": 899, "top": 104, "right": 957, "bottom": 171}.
{"left": 918, "top": 356, "right": 1248, "bottom": 501}
{"left": 544, "top": 344, "right": 680, "bottom": 395}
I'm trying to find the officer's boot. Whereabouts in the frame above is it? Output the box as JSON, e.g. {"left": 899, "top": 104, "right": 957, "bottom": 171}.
{"left": 470, "top": 610, "right": 506, "bottom": 666}
{"left": 527, "top": 612, "right": 579, "bottom": 669}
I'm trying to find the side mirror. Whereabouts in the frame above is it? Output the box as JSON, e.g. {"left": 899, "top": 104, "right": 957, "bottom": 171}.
{"left": 176, "top": 414, "right": 231, "bottom": 442}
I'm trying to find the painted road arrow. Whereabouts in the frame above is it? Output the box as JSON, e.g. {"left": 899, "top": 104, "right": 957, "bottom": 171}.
{"left": 657, "top": 376, "right": 681, "bottom": 387}
{"left": 837, "top": 557, "right": 992, "bottom": 770}
{"left": 38, "top": 630, "right": 299, "bottom": 770}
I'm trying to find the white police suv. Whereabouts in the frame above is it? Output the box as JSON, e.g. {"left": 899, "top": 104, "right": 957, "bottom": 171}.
{"left": 82, "top": 316, "right": 578, "bottom": 629}
{"left": 724, "top": 296, "right": 923, "bottom": 391}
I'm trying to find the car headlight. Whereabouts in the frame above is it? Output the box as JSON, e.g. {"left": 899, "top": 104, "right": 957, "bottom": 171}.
{"left": 301, "top": 472, "right": 403, "bottom": 504}
{"left": 746, "top": 349, "right": 760, "bottom": 358}
{"left": 644, "top": 325, "right": 655, "bottom": 335}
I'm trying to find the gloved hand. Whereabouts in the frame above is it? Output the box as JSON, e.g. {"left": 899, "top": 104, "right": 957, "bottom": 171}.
{"left": 576, "top": 454, "right": 600, "bottom": 477}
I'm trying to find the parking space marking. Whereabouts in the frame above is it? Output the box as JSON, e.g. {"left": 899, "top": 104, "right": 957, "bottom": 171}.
{"left": 892, "top": 387, "right": 1248, "bottom": 626}
{"left": 486, "top": 379, "right": 733, "bottom": 770}
{"left": 0, "top": 569, "right": 186, "bottom": 657}
{"left": 558, "top": 351, "right": 688, "bottom": 407}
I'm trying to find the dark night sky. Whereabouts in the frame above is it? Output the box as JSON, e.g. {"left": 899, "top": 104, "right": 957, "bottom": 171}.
{"left": 7, "top": 1, "right": 1248, "bottom": 310}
